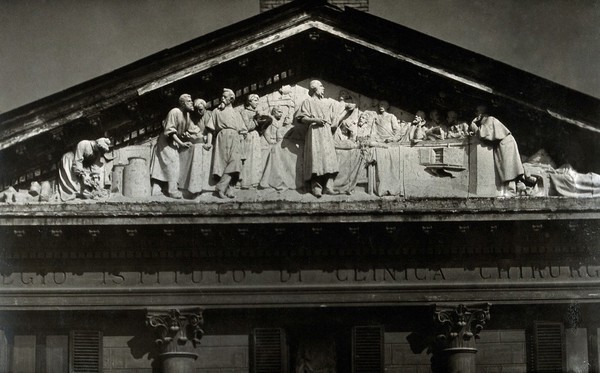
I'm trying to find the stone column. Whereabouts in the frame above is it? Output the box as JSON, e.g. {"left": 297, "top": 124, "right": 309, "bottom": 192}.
{"left": 146, "top": 308, "right": 204, "bottom": 373}
{"left": 432, "top": 303, "right": 491, "bottom": 373}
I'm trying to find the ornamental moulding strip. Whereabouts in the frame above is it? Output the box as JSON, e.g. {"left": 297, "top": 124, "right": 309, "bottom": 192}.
{"left": 0, "top": 284, "right": 598, "bottom": 311}
{"left": 314, "top": 22, "right": 600, "bottom": 134}
{"left": 0, "top": 110, "right": 86, "bottom": 152}
{"left": 136, "top": 20, "right": 495, "bottom": 96}
{"left": 136, "top": 22, "right": 317, "bottom": 95}
{"left": 2, "top": 280, "right": 600, "bottom": 293}
{"left": 1, "top": 211, "right": 599, "bottom": 226}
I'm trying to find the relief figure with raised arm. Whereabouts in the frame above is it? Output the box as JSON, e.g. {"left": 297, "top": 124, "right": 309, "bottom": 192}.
{"left": 297, "top": 80, "right": 354, "bottom": 197}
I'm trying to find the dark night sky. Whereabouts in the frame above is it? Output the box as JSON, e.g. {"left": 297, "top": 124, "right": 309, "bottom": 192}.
{"left": 1, "top": 0, "right": 599, "bottom": 114}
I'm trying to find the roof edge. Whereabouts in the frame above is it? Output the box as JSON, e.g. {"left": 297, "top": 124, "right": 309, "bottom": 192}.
{"left": 0, "top": 0, "right": 335, "bottom": 122}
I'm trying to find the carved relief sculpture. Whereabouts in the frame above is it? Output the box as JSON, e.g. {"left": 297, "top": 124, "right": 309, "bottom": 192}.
{"left": 332, "top": 100, "right": 365, "bottom": 194}
{"left": 9, "top": 80, "right": 598, "bottom": 204}
{"left": 176, "top": 98, "right": 214, "bottom": 195}
{"left": 424, "top": 109, "right": 449, "bottom": 141}
{"left": 372, "top": 100, "right": 406, "bottom": 143}
{"left": 470, "top": 105, "right": 538, "bottom": 192}
{"left": 238, "top": 94, "right": 268, "bottom": 189}
{"left": 259, "top": 106, "right": 284, "bottom": 172}
{"left": 297, "top": 80, "right": 355, "bottom": 197}
{"left": 58, "top": 137, "right": 111, "bottom": 201}
{"left": 150, "top": 94, "right": 195, "bottom": 199}
{"left": 258, "top": 85, "right": 308, "bottom": 192}
{"left": 207, "top": 88, "right": 245, "bottom": 199}
{"left": 369, "top": 101, "right": 405, "bottom": 196}
{"left": 408, "top": 110, "right": 428, "bottom": 143}
{"left": 259, "top": 113, "right": 306, "bottom": 191}
{"left": 446, "top": 110, "right": 470, "bottom": 139}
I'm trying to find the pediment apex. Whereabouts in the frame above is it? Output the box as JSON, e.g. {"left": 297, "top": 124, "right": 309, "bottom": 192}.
{"left": 1, "top": 0, "right": 600, "bottom": 192}
{"left": 1, "top": 2, "right": 599, "bottom": 150}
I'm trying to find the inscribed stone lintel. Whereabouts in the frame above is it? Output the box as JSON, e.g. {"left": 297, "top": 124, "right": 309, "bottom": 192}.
{"left": 1, "top": 266, "right": 600, "bottom": 290}
{"left": 0, "top": 273, "right": 598, "bottom": 309}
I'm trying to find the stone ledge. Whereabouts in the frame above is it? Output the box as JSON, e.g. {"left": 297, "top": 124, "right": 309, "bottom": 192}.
{"left": 0, "top": 197, "right": 598, "bottom": 225}
{"left": 0, "top": 196, "right": 600, "bottom": 217}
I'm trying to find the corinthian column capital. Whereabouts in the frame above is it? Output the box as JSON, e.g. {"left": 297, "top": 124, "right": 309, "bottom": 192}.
{"left": 434, "top": 303, "right": 491, "bottom": 347}
{"left": 146, "top": 307, "right": 204, "bottom": 351}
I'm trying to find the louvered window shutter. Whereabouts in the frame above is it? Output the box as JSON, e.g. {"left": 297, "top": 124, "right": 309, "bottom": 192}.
{"left": 529, "top": 322, "right": 565, "bottom": 373}
{"left": 352, "top": 325, "right": 383, "bottom": 373}
{"left": 70, "top": 330, "right": 102, "bottom": 373}
{"left": 252, "top": 328, "right": 287, "bottom": 373}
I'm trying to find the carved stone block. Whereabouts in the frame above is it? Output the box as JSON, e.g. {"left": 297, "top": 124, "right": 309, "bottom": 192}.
{"left": 405, "top": 141, "right": 469, "bottom": 198}
{"left": 468, "top": 139, "right": 502, "bottom": 197}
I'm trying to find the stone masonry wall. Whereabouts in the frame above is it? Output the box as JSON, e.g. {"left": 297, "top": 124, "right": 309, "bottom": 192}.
{"left": 103, "top": 334, "right": 249, "bottom": 373}
{"left": 384, "top": 332, "right": 431, "bottom": 373}
{"left": 384, "top": 330, "right": 527, "bottom": 373}
{"left": 103, "top": 336, "right": 152, "bottom": 372}
{"left": 476, "top": 330, "right": 527, "bottom": 373}
{"left": 195, "top": 334, "right": 249, "bottom": 373}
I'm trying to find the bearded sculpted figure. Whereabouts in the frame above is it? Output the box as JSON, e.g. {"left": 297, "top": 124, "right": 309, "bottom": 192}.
{"left": 297, "top": 80, "right": 355, "bottom": 197}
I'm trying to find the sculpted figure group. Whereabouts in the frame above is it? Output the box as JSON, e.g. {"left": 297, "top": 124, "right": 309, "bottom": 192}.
{"left": 145, "top": 81, "right": 537, "bottom": 199}
{"left": 55, "top": 80, "right": 544, "bottom": 201}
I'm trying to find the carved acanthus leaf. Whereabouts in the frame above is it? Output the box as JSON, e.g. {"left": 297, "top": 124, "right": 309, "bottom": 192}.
{"left": 146, "top": 308, "right": 204, "bottom": 349}
{"left": 434, "top": 303, "right": 491, "bottom": 343}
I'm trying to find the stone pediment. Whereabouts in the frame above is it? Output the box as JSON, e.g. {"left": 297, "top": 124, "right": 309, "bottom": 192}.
{"left": 0, "top": 0, "right": 599, "bottom": 205}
